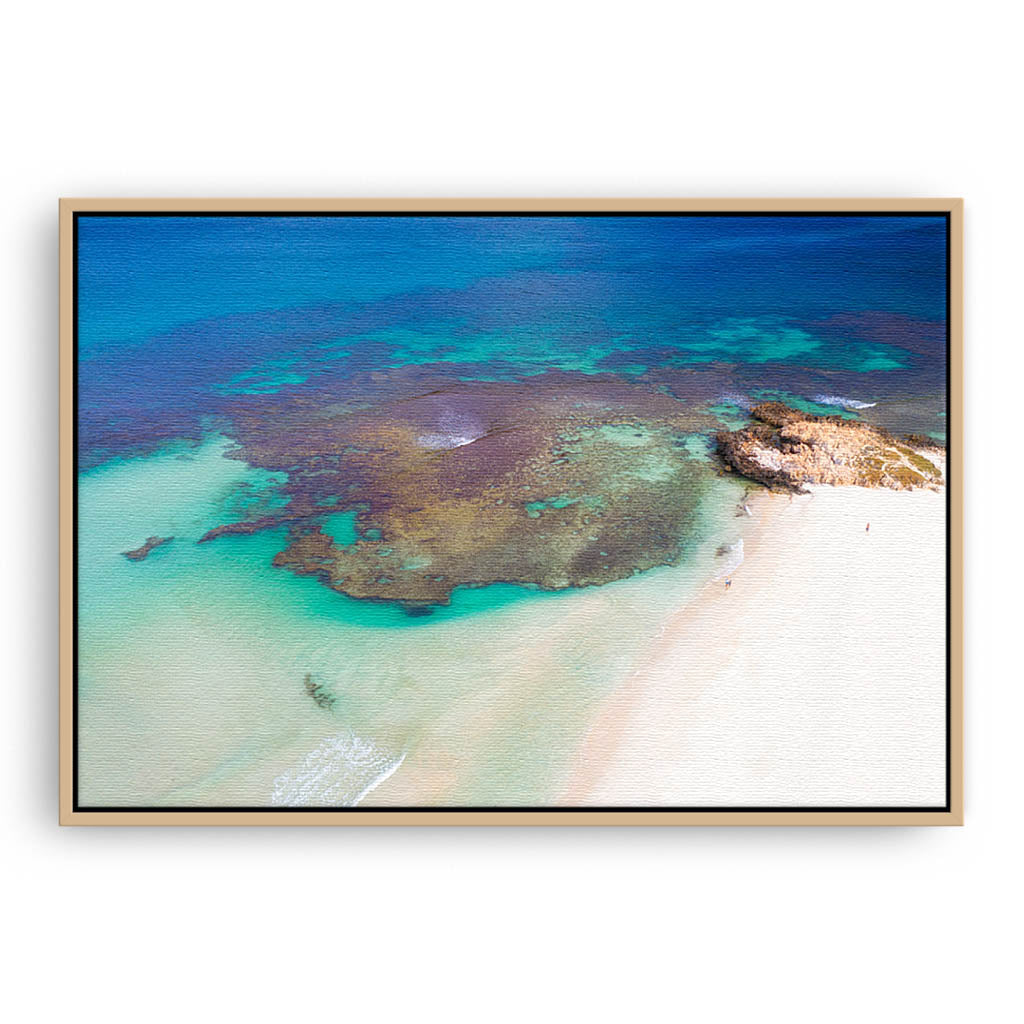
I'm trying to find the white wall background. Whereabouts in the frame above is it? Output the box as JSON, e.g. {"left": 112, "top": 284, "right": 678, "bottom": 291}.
{"left": 3, "top": 2, "right": 1019, "bottom": 1020}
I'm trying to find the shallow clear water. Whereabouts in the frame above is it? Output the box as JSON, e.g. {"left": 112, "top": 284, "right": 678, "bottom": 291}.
{"left": 78, "top": 435, "right": 750, "bottom": 805}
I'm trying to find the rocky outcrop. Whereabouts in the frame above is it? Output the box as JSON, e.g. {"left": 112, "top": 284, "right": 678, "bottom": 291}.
{"left": 122, "top": 536, "right": 173, "bottom": 561}
{"left": 716, "top": 403, "right": 944, "bottom": 493}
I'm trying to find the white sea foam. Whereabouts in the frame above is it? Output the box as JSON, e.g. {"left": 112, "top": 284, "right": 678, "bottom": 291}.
{"left": 270, "top": 732, "right": 406, "bottom": 807}
{"left": 417, "top": 409, "right": 485, "bottom": 450}
{"left": 713, "top": 538, "right": 745, "bottom": 581}
{"left": 812, "top": 394, "right": 877, "bottom": 410}
{"left": 417, "top": 432, "right": 481, "bottom": 450}
{"left": 717, "top": 392, "right": 753, "bottom": 411}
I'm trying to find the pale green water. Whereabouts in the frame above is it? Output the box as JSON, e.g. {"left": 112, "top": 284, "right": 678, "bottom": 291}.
{"left": 525, "top": 496, "right": 583, "bottom": 518}
{"left": 707, "top": 402, "right": 749, "bottom": 430}
{"left": 77, "top": 434, "right": 752, "bottom": 807}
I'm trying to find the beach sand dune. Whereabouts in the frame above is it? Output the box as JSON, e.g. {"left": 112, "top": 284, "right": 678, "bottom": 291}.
{"left": 564, "top": 483, "right": 947, "bottom": 807}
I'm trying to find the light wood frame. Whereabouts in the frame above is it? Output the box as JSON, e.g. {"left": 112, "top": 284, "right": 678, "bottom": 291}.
{"left": 59, "top": 198, "right": 964, "bottom": 826}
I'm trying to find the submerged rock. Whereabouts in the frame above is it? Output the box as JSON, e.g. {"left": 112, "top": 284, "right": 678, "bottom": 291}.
{"left": 303, "top": 673, "right": 337, "bottom": 711}
{"left": 122, "top": 536, "right": 173, "bottom": 561}
{"left": 716, "top": 403, "right": 944, "bottom": 493}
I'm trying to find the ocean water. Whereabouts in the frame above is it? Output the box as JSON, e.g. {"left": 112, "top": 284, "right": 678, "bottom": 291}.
{"left": 75, "top": 214, "right": 949, "bottom": 806}
{"left": 78, "top": 434, "right": 753, "bottom": 805}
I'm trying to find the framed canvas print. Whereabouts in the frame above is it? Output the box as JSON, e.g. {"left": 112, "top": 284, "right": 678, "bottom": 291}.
{"left": 59, "top": 199, "right": 963, "bottom": 825}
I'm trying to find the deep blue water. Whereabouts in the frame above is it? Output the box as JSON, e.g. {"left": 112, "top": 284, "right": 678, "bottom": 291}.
{"left": 79, "top": 215, "right": 946, "bottom": 346}
{"left": 77, "top": 214, "right": 948, "bottom": 462}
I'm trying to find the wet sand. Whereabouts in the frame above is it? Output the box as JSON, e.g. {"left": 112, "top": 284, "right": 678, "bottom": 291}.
{"left": 563, "top": 481, "right": 947, "bottom": 807}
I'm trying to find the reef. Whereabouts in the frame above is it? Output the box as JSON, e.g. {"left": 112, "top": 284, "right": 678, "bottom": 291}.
{"left": 122, "top": 536, "right": 173, "bottom": 561}
{"left": 199, "top": 373, "right": 721, "bottom": 607}
{"left": 716, "top": 403, "right": 944, "bottom": 493}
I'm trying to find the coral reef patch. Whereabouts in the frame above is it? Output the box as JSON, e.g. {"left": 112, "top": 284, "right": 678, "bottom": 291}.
{"left": 199, "top": 374, "right": 722, "bottom": 606}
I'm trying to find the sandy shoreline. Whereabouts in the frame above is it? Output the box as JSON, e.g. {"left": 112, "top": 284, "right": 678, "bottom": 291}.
{"left": 563, "top": 480, "right": 947, "bottom": 806}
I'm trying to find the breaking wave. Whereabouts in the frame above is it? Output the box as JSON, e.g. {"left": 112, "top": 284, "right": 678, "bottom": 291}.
{"left": 812, "top": 394, "right": 877, "bottom": 410}
{"left": 416, "top": 409, "right": 484, "bottom": 450}
{"left": 270, "top": 732, "right": 406, "bottom": 807}
{"left": 717, "top": 392, "right": 753, "bottom": 411}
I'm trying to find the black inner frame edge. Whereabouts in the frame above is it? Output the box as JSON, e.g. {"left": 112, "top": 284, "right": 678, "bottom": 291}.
{"left": 71, "top": 209, "right": 953, "bottom": 815}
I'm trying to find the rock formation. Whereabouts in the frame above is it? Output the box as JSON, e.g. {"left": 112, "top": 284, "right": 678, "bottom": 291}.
{"left": 716, "top": 402, "right": 944, "bottom": 493}
{"left": 122, "top": 536, "right": 173, "bottom": 561}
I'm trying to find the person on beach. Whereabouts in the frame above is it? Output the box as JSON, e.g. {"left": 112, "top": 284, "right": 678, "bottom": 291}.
{"left": 725, "top": 578, "right": 732, "bottom": 590}
{"left": 866, "top": 522, "right": 870, "bottom": 533}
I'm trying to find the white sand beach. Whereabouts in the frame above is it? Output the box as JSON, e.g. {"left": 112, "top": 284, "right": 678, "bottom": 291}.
{"left": 563, "top": 481, "right": 947, "bottom": 806}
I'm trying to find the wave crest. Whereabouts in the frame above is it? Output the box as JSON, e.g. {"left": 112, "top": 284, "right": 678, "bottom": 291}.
{"left": 271, "top": 732, "right": 406, "bottom": 807}
{"left": 812, "top": 394, "right": 877, "bottom": 410}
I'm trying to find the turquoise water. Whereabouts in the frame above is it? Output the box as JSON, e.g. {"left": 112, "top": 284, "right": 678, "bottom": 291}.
{"left": 322, "top": 510, "right": 360, "bottom": 546}
{"left": 313, "top": 318, "right": 909, "bottom": 380}
{"left": 79, "top": 436, "right": 576, "bottom": 642}
{"left": 750, "top": 389, "right": 862, "bottom": 420}
{"left": 706, "top": 402, "right": 750, "bottom": 429}
{"left": 78, "top": 434, "right": 749, "bottom": 806}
